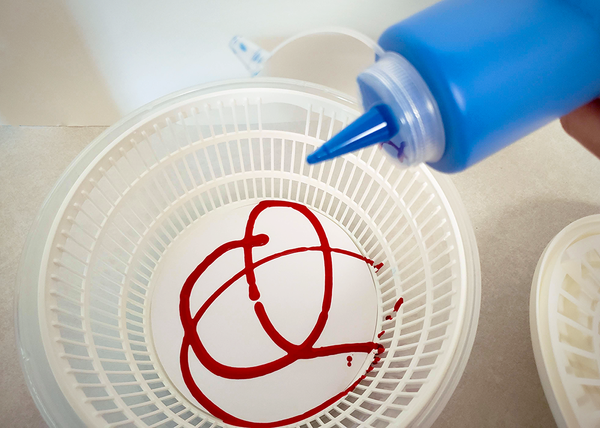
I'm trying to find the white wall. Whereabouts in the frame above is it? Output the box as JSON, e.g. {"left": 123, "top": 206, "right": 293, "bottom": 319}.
{"left": 0, "top": 0, "right": 438, "bottom": 125}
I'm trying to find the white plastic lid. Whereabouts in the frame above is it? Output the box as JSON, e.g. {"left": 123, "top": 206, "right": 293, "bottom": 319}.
{"left": 530, "top": 214, "right": 600, "bottom": 428}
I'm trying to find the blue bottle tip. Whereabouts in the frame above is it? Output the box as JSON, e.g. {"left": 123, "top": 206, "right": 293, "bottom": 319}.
{"left": 306, "top": 148, "right": 331, "bottom": 164}
{"left": 306, "top": 104, "right": 399, "bottom": 165}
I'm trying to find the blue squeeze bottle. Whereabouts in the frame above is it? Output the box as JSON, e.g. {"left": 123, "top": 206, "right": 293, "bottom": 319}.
{"left": 306, "top": 0, "right": 600, "bottom": 173}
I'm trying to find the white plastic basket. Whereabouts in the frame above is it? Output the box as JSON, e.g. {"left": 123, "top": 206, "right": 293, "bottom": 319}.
{"left": 17, "top": 79, "right": 480, "bottom": 428}
{"left": 531, "top": 215, "right": 600, "bottom": 428}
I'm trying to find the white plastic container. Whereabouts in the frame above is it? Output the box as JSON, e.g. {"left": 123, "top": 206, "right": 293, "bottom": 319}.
{"left": 531, "top": 215, "right": 600, "bottom": 428}
{"left": 17, "top": 78, "right": 480, "bottom": 428}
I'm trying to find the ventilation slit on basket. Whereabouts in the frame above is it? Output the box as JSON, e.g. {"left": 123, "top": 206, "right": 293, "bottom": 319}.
{"left": 191, "top": 107, "right": 208, "bottom": 141}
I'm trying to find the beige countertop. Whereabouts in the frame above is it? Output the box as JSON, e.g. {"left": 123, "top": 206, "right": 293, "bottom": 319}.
{"left": 1, "top": 122, "right": 599, "bottom": 427}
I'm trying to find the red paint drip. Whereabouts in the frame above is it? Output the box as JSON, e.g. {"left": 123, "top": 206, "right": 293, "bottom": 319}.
{"left": 332, "top": 248, "right": 384, "bottom": 271}
{"left": 347, "top": 356, "right": 353, "bottom": 362}
{"left": 394, "top": 297, "right": 404, "bottom": 312}
{"left": 347, "top": 362, "right": 352, "bottom": 367}
{"left": 385, "top": 315, "right": 392, "bottom": 321}
{"left": 366, "top": 366, "right": 374, "bottom": 373}
{"left": 179, "top": 200, "right": 383, "bottom": 427}
{"left": 377, "top": 331, "right": 385, "bottom": 339}
{"left": 373, "top": 357, "right": 381, "bottom": 365}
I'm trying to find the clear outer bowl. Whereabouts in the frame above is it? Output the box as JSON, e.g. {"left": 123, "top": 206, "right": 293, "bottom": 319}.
{"left": 16, "top": 78, "right": 480, "bottom": 428}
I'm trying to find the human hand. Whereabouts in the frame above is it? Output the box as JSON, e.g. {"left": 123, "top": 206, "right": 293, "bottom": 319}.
{"left": 560, "top": 99, "right": 600, "bottom": 159}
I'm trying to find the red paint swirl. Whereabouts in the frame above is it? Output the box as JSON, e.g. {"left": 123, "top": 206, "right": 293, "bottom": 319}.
{"left": 179, "top": 200, "right": 382, "bottom": 427}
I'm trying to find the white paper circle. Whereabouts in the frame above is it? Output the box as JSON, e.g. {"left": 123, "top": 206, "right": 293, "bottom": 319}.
{"left": 151, "top": 201, "right": 379, "bottom": 424}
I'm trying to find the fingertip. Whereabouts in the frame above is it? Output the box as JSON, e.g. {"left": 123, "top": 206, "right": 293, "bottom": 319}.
{"left": 559, "top": 114, "right": 573, "bottom": 137}
{"left": 560, "top": 99, "right": 600, "bottom": 159}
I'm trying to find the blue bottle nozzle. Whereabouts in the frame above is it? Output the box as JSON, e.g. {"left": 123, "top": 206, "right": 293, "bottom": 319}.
{"left": 306, "top": 104, "right": 399, "bottom": 164}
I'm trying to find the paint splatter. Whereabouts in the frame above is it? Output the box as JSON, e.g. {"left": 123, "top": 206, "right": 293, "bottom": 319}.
{"left": 180, "top": 200, "right": 385, "bottom": 427}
